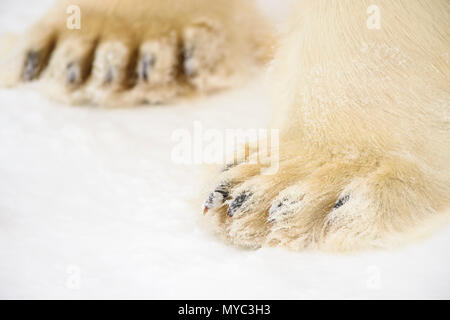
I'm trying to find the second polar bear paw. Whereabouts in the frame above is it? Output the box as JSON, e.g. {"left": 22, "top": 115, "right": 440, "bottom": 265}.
{"left": 0, "top": 0, "right": 273, "bottom": 106}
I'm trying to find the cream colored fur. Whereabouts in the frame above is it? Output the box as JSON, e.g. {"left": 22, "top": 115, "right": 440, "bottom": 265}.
{"left": 0, "top": 0, "right": 274, "bottom": 106}
{"left": 1, "top": 0, "right": 449, "bottom": 251}
{"left": 203, "top": 0, "right": 450, "bottom": 251}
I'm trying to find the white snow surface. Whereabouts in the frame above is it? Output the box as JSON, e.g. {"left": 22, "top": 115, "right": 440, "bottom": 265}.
{"left": 0, "top": 0, "right": 449, "bottom": 299}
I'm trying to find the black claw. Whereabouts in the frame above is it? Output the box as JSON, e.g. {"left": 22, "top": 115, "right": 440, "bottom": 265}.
{"left": 214, "top": 189, "right": 229, "bottom": 200}
{"left": 66, "top": 62, "right": 81, "bottom": 85}
{"left": 227, "top": 191, "right": 252, "bottom": 217}
{"left": 204, "top": 192, "right": 216, "bottom": 206}
{"left": 333, "top": 195, "right": 350, "bottom": 209}
{"left": 213, "top": 181, "right": 231, "bottom": 199}
{"left": 182, "top": 45, "right": 197, "bottom": 77}
{"left": 23, "top": 51, "right": 40, "bottom": 81}
{"left": 139, "top": 53, "right": 156, "bottom": 81}
{"left": 203, "top": 181, "right": 231, "bottom": 211}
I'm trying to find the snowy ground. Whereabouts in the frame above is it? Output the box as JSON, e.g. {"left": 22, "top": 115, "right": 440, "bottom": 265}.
{"left": 0, "top": 0, "right": 449, "bottom": 300}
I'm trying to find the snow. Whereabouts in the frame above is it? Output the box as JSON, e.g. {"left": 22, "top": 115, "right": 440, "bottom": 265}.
{"left": 1, "top": 0, "right": 449, "bottom": 299}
